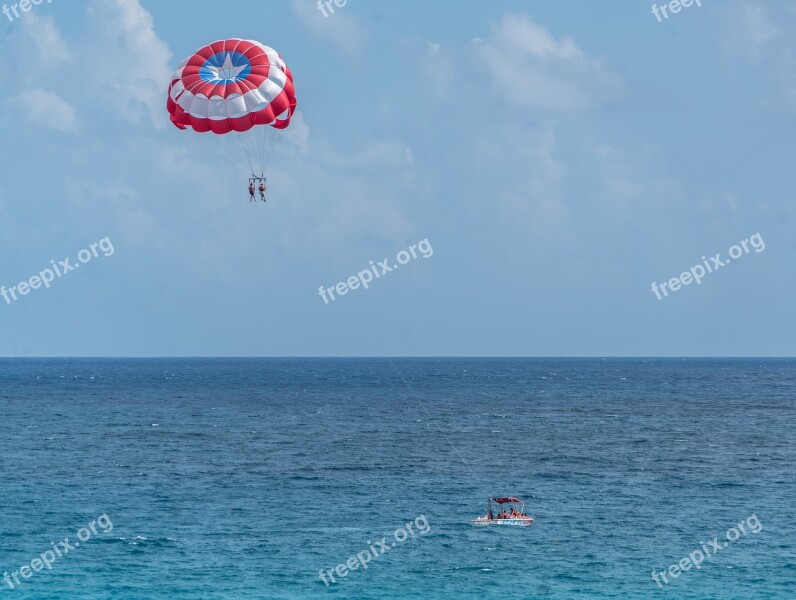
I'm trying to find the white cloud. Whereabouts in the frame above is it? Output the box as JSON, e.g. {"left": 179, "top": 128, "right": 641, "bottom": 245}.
{"left": 602, "top": 176, "right": 644, "bottom": 202}
{"left": 0, "top": 11, "right": 72, "bottom": 91}
{"left": 291, "top": 0, "right": 368, "bottom": 58}
{"left": 784, "top": 55, "right": 796, "bottom": 105}
{"left": 594, "top": 144, "right": 615, "bottom": 159}
{"left": 591, "top": 143, "right": 689, "bottom": 227}
{"left": 0, "top": 0, "right": 171, "bottom": 133}
{"left": 319, "top": 139, "right": 414, "bottom": 171}
{"left": 423, "top": 41, "right": 454, "bottom": 97}
{"left": 473, "top": 125, "right": 571, "bottom": 238}
{"left": 265, "top": 132, "right": 418, "bottom": 255}
{"left": 737, "top": 4, "right": 777, "bottom": 50}
{"left": 19, "top": 12, "right": 73, "bottom": 66}
{"left": 719, "top": 3, "right": 796, "bottom": 108}
{"left": 7, "top": 89, "right": 78, "bottom": 132}
{"left": 83, "top": 0, "right": 172, "bottom": 129}
{"left": 720, "top": 4, "right": 777, "bottom": 60}
{"left": 475, "top": 14, "right": 623, "bottom": 111}
{"left": 283, "top": 111, "right": 311, "bottom": 155}
{"left": 0, "top": 187, "right": 45, "bottom": 249}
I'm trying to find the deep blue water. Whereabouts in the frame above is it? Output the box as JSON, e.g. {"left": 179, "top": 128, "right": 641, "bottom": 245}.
{"left": 0, "top": 358, "right": 794, "bottom": 599}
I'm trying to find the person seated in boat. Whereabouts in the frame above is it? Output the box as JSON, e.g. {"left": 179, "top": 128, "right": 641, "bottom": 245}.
{"left": 487, "top": 509, "right": 494, "bottom": 520}
{"left": 500, "top": 509, "right": 508, "bottom": 519}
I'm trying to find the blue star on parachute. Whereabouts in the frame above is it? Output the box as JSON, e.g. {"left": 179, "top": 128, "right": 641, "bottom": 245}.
{"left": 205, "top": 54, "right": 247, "bottom": 82}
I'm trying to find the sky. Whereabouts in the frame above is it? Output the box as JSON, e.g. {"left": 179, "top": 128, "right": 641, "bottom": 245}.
{"left": 0, "top": 0, "right": 794, "bottom": 357}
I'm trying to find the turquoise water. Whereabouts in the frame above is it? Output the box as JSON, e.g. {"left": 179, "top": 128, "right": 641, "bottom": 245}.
{"left": 1, "top": 358, "right": 794, "bottom": 599}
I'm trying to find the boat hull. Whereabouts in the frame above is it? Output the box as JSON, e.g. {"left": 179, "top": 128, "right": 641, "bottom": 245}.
{"left": 471, "top": 518, "right": 533, "bottom": 527}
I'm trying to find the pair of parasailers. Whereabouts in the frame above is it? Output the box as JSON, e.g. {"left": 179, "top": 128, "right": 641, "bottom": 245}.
{"left": 248, "top": 180, "right": 267, "bottom": 202}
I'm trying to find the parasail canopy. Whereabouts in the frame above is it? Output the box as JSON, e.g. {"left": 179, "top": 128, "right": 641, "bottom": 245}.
{"left": 166, "top": 38, "right": 297, "bottom": 178}
{"left": 167, "top": 38, "right": 297, "bottom": 134}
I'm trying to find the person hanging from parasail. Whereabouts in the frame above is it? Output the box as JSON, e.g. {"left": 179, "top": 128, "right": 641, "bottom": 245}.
{"left": 166, "top": 38, "right": 297, "bottom": 203}
{"left": 258, "top": 180, "right": 267, "bottom": 202}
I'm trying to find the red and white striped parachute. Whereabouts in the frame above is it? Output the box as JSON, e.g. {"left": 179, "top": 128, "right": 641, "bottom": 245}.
{"left": 166, "top": 38, "right": 297, "bottom": 176}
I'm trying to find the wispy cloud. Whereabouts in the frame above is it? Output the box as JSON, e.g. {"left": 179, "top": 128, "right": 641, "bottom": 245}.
{"left": 7, "top": 88, "right": 78, "bottom": 132}
{"left": 719, "top": 3, "right": 796, "bottom": 107}
{"left": 722, "top": 3, "right": 777, "bottom": 58}
{"left": 472, "top": 124, "right": 570, "bottom": 239}
{"left": 83, "top": 0, "right": 173, "bottom": 129}
{"left": 19, "top": 11, "right": 73, "bottom": 66}
{"left": 291, "top": 0, "right": 368, "bottom": 58}
{"left": 422, "top": 41, "right": 455, "bottom": 98}
{"left": 474, "top": 14, "right": 623, "bottom": 111}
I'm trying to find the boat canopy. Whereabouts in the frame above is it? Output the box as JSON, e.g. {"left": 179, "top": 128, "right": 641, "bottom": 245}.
{"left": 491, "top": 497, "right": 523, "bottom": 504}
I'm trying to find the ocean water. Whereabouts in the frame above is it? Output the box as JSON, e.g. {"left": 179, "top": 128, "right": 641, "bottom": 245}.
{"left": 0, "top": 358, "right": 794, "bottom": 599}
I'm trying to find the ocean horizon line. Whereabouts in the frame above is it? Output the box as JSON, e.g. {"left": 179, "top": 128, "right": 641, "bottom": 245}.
{"left": 0, "top": 356, "right": 794, "bottom": 360}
